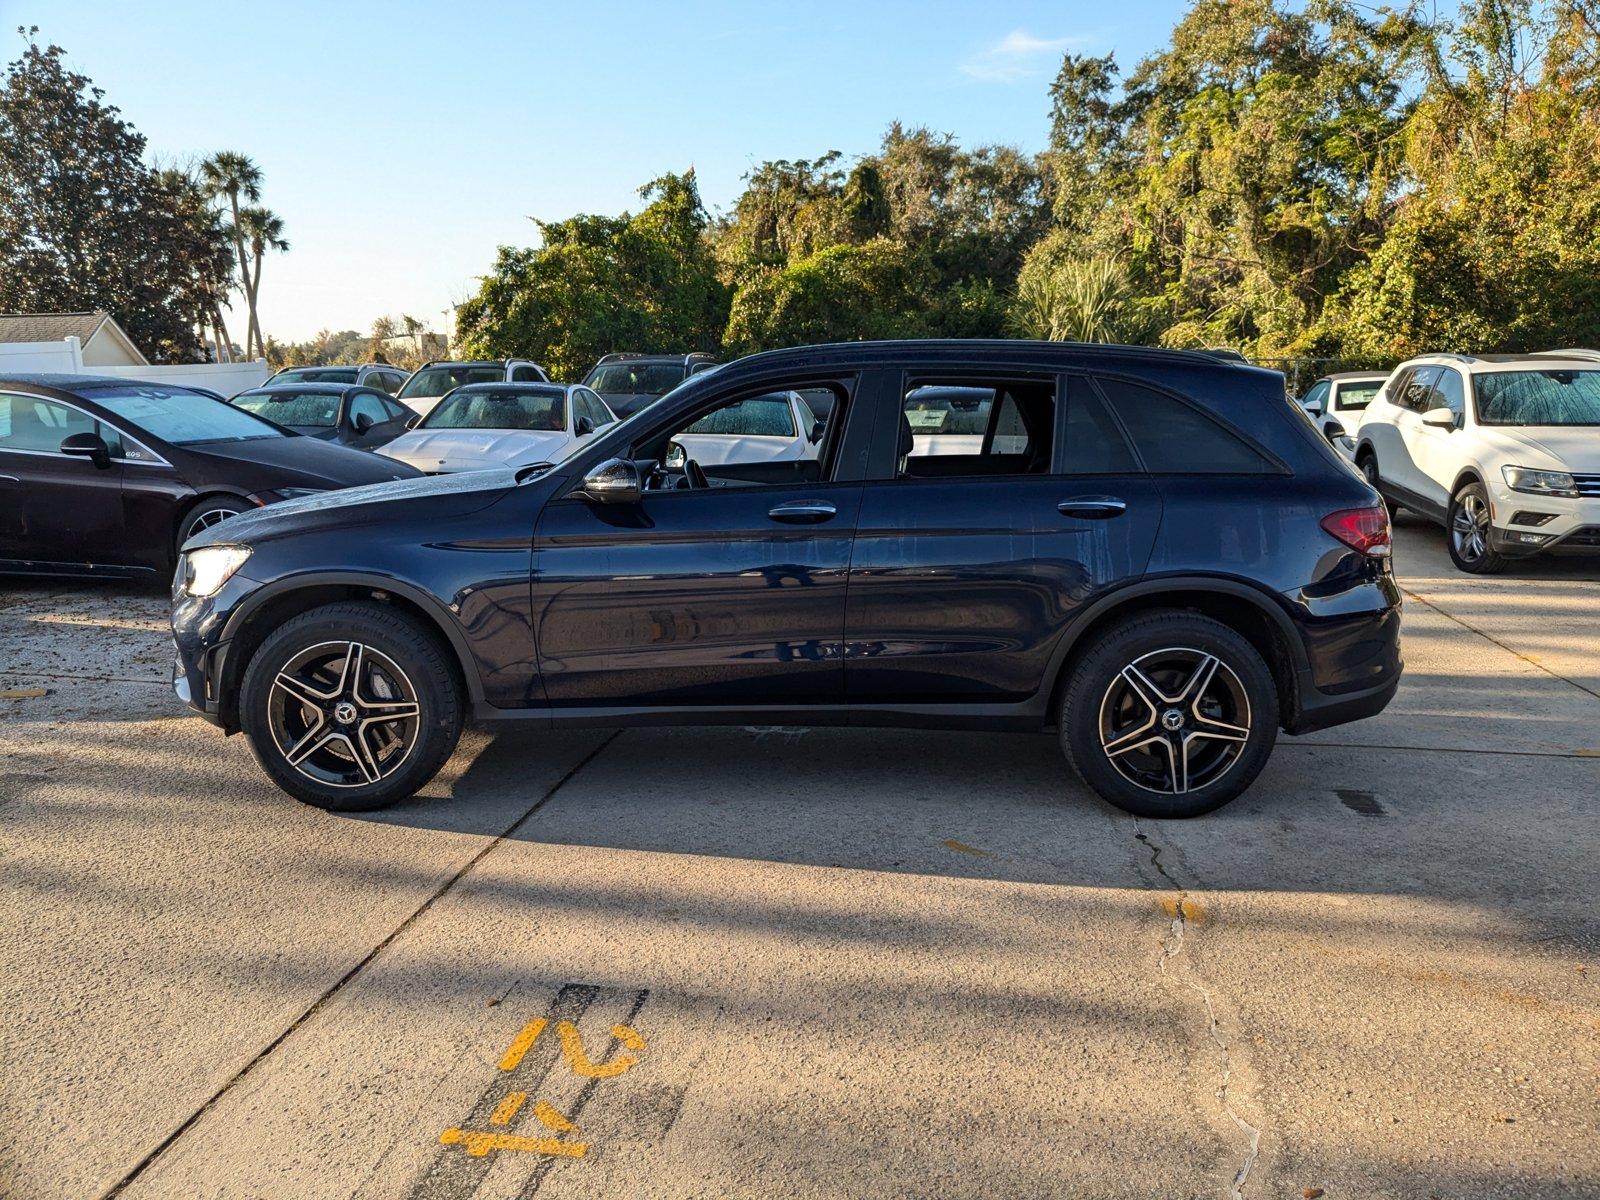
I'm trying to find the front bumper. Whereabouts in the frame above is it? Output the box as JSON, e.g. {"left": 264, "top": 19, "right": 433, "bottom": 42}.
{"left": 171, "top": 569, "right": 259, "bottom": 728}
{"left": 1484, "top": 481, "right": 1600, "bottom": 557}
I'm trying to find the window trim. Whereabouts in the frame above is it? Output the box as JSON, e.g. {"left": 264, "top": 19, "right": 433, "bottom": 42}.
{"left": 0, "top": 389, "right": 172, "bottom": 467}
{"left": 1086, "top": 371, "right": 1290, "bottom": 477}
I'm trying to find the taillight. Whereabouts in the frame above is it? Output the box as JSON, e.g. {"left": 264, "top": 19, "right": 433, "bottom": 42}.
{"left": 1320, "top": 506, "right": 1391, "bottom": 557}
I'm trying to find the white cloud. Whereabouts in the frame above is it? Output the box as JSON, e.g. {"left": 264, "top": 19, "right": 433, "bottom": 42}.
{"left": 961, "top": 30, "right": 1080, "bottom": 83}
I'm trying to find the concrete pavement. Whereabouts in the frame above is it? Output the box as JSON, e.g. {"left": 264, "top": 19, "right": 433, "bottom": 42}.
{"left": 2, "top": 515, "right": 1596, "bottom": 1199}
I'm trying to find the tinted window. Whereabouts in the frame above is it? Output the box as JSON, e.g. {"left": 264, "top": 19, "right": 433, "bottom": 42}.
{"left": 399, "top": 365, "right": 506, "bottom": 400}
{"left": 1062, "top": 382, "right": 1139, "bottom": 474}
{"left": 273, "top": 367, "right": 358, "bottom": 385}
{"left": 1096, "top": 378, "right": 1273, "bottom": 474}
{"left": 232, "top": 390, "right": 339, "bottom": 427}
{"left": 898, "top": 380, "right": 1055, "bottom": 478}
{"left": 86, "top": 385, "right": 283, "bottom": 444}
{"left": 0, "top": 393, "right": 97, "bottom": 452}
{"left": 1396, "top": 367, "right": 1439, "bottom": 413}
{"left": 1430, "top": 368, "right": 1465, "bottom": 419}
{"left": 511, "top": 365, "right": 543, "bottom": 382}
{"left": 420, "top": 387, "right": 566, "bottom": 431}
{"left": 585, "top": 362, "right": 686, "bottom": 396}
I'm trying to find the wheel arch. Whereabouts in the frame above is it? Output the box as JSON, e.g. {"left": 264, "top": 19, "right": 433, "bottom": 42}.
{"left": 173, "top": 490, "right": 256, "bottom": 558}
{"left": 1042, "top": 577, "right": 1308, "bottom": 734}
{"left": 1448, "top": 465, "right": 1485, "bottom": 499}
{"left": 215, "top": 572, "right": 479, "bottom": 731}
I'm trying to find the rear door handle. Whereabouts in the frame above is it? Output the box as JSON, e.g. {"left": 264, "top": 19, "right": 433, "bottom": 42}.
{"left": 768, "top": 500, "right": 837, "bottom": 524}
{"left": 1057, "top": 497, "right": 1127, "bottom": 519}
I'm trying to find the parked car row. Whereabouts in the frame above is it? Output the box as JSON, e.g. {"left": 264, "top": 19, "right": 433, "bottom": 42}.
{"left": 1298, "top": 350, "right": 1600, "bottom": 573}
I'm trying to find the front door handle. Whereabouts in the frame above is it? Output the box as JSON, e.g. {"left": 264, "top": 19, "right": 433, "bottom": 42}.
{"left": 768, "top": 500, "right": 837, "bottom": 524}
{"left": 1057, "top": 497, "right": 1127, "bottom": 519}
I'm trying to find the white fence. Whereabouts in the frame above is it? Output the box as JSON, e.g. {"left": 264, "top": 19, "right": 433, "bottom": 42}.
{"left": 0, "top": 338, "right": 269, "bottom": 396}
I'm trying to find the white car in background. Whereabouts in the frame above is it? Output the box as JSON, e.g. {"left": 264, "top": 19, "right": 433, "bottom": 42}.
{"left": 394, "top": 359, "right": 551, "bottom": 419}
{"left": 379, "top": 382, "right": 615, "bottom": 474}
{"left": 1298, "top": 371, "right": 1388, "bottom": 443}
{"left": 1351, "top": 350, "right": 1600, "bottom": 572}
{"left": 665, "top": 390, "right": 823, "bottom": 469}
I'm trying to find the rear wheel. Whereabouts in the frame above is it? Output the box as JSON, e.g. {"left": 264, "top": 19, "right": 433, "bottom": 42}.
{"left": 1060, "top": 611, "right": 1279, "bottom": 818}
{"left": 239, "top": 602, "right": 463, "bottom": 811}
{"left": 1447, "top": 481, "right": 1508, "bottom": 574}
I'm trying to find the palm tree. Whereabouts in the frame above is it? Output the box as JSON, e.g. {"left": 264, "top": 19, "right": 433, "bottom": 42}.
{"left": 237, "top": 207, "right": 289, "bottom": 354}
{"left": 199, "top": 152, "right": 262, "bottom": 355}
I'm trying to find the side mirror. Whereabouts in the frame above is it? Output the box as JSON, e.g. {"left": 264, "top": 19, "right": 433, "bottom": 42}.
{"left": 353, "top": 412, "right": 375, "bottom": 433}
{"left": 1302, "top": 398, "right": 1324, "bottom": 416}
{"left": 576, "top": 415, "right": 595, "bottom": 436}
{"left": 1421, "top": 407, "right": 1457, "bottom": 429}
{"left": 578, "top": 457, "right": 642, "bottom": 504}
{"left": 809, "top": 418, "right": 825, "bottom": 444}
{"left": 60, "top": 431, "right": 111, "bottom": 469}
{"left": 404, "top": 413, "right": 421, "bottom": 429}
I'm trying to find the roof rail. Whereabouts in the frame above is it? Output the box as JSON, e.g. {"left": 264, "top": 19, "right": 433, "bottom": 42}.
{"left": 1537, "top": 347, "right": 1600, "bottom": 362}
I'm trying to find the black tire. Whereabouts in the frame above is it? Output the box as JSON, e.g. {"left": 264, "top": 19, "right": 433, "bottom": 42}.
{"left": 1356, "top": 451, "right": 1400, "bottom": 517}
{"left": 239, "top": 602, "right": 463, "bottom": 811}
{"left": 176, "top": 495, "right": 250, "bottom": 555}
{"left": 1060, "top": 610, "right": 1279, "bottom": 819}
{"left": 1446, "top": 480, "right": 1508, "bottom": 574}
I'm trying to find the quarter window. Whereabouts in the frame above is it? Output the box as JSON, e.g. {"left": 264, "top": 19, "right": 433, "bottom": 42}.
{"left": 1095, "top": 378, "right": 1274, "bottom": 474}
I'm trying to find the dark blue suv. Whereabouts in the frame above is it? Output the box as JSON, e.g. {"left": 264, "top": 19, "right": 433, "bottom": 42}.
{"left": 171, "top": 341, "right": 1401, "bottom": 818}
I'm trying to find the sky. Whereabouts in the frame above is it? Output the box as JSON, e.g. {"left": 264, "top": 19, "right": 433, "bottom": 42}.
{"left": 3, "top": 0, "right": 1188, "bottom": 344}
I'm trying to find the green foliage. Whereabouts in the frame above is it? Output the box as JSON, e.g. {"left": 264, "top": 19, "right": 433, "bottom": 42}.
{"left": 1013, "top": 242, "right": 1152, "bottom": 344}
{"left": 456, "top": 171, "right": 729, "bottom": 380}
{"left": 0, "top": 32, "right": 232, "bottom": 361}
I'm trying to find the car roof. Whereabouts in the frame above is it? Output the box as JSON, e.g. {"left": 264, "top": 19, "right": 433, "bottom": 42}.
{"left": 1319, "top": 371, "right": 1389, "bottom": 382}
{"left": 449, "top": 381, "right": 568, "bottom": 392}
{"left": 240, "top": 382, "right": 363, "bottom": 395}
{"left": 725, "top": 338, "right": 1268, "bottom": 375}
{"left": 0, "top": 373, "right": 214, "bottom": 394}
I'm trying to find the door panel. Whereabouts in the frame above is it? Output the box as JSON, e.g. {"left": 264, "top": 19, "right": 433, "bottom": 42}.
{"left": 844, "top": 476, "right": 1162, "bottom": 703}
{"left": 0, "top": 393, "right": 128, "bottom": 568}
{"left": 532, "top": 482, "right": 863, "bottom": 707}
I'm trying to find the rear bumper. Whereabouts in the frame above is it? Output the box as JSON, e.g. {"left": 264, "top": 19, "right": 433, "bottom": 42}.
{"left": 1281, "top": 570, "right": 1403, "bottom": 734}
{"left": 1287, "top": 668, "right": 1401, "bottom": 735}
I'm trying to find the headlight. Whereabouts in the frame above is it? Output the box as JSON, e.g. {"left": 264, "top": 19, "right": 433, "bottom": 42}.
{"left": 181, "top": 545, "right": 252, "bottom": 597}
{"left": 1501, "top": 465, "right": 1578, "bottom": 498}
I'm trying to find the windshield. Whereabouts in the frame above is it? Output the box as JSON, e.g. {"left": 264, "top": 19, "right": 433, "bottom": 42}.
{"left": 585, "top": 362, "right": 686, "bottom": 397}
{"left": 420, "top": 388, "right": 566, "bottom": 431}
{"left": 272, "top": 367, "right": 357, "bottom": 385}
{"left": 684, "top": 394, "right": 796, "bottom": 437}
{"left": 232, "top": 390, "right": 339, "bottom": 427}
{"left": 1337, "top": 382, "right": 1383, "bottom": 411}
{"left": 1475, "top": 370, "right": 1600, "bottom": 425}
{"left": 87, "top": 385, "right": 284, "bottom": 444}
{"left": 399, "top": 365, "right": 503, "bottom": 400}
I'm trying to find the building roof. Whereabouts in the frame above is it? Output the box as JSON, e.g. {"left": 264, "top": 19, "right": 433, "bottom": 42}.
{"left": 0, "top": 311, "right": 114, "bottom": 344}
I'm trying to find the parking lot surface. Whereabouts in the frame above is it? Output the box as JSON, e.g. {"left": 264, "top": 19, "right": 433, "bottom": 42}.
{"left": 2, "top": 514, "right": 1597, "bottom": 1200}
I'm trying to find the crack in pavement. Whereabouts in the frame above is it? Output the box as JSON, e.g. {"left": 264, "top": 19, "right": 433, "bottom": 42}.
{"left": 1134, "top": 823, "right": 1262, "bottom": 1200}
{"left": 95, "top": 730, "right": 622, "bottom": 1200}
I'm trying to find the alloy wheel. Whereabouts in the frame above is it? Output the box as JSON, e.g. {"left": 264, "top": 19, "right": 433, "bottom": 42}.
{"left": 1451, "top": 493, "right": 1490, "bottom": 562}
{"left": 1097, "top": 647, "right": 1252, "bottom": 795}
{"left": 267, "top": 640, "right": 420, "bottom": 788}
{"left": 190, "top": 507, "right": 240, "bottom": 534}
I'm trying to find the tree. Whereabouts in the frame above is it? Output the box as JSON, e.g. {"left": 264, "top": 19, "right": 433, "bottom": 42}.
{"left": 237, "top": 205, "right": 288, "bottom": 355}
{"left": 0, "top": 31, "right": 228, "bottom": 361}
{"left": 1013, "top": 246, "right": 1151, "bottom": 343}
{"left": 456, "top": 171, "right": 729, "bottom": 379}
{"left": 199, "top": 151, "right": 265, "bottom": 355}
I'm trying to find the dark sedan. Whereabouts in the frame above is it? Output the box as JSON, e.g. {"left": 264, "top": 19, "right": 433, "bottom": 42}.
{"left": 0, "top": 374, "right": 420, "bottom": 581}
{"left": 229, "top": 384, "right": 413, "bottom": 449}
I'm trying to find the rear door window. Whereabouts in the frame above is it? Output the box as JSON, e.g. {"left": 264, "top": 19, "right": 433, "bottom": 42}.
{"left": 1095, "top": 378, "right": 1276, "bottom": 474}
{"left": 1060, "top": 380, "right": 1139, "bottom": 474}
{"left": 897, "top": 379, "right": 1056, "bottom": 478}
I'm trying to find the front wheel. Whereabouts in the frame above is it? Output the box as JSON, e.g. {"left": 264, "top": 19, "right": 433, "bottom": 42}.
{"left": 1060, "top": 611, "right": 1279, "bottom": 818}
{"left": 1356, "top": 452, "right": 1401, "bottom": 517}
{"left": 176, "top": 496, "right": 250, "bottom": 555}
{"left": 239, "top": 602, "right": 464, "bottom": 811}
{"left": 1447, "top": 481, "right": 1508, "bottom": 574}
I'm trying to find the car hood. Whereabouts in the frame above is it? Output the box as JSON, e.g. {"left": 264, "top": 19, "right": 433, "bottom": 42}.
{"left": 380, "top": 429, "right": 572, "bottom": 473}
{"left": 181, "top": 434, "right": 414, "bottom": 486}
{"left": 1481, "top": 426, "right": 1600, "bottom": 472}
{"left": 184, "top": 468, "right": 524, "bottom": 550}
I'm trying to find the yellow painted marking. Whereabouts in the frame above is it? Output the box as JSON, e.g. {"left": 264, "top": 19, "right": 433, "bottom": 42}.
{"left": 610, "top": 1024, "right": 646, "bottom": 1051}
{"left": 557, "top": 1019, "right": 641, "bottom": 1078}
{"left": 1158, "top": 896, "right": 1207, "bottom": 924}
{"left": 942, "top": 838, "right": 993, "bottom": 857}
{"left": 490, "top": 1091, "right": 527, "bottom": 1126}
{"left": 498, "top": 1018, "right": 547, "bottom": 1071}
{"left": 533, "top": 1100, "right": 578, "bottom": 1133}
{"left": 0, "top": 687, "right": 48, "bottom": 699}
{"left": 438, "top": 1128, "right": 587, "bottom": 1159}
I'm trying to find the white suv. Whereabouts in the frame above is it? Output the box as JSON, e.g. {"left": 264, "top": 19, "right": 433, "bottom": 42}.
{"left": 1352, "top": 351, "right": 1600, "bottom": 572}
